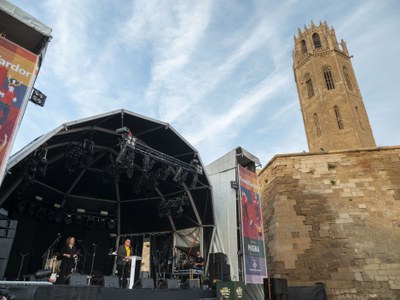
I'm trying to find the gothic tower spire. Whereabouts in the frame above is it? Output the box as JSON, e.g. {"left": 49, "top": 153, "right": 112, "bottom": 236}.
{"left": 293, "top": 21, "right": 376, "bottom": 152}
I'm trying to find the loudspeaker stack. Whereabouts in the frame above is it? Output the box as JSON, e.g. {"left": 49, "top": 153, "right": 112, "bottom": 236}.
{"left": 209, "top": 252, "right": 230, "bottom": 284}
{"left": 0, "top": 219, "right": 17, "bottom": 280}
{"left": 264, "top": 278, "right": 289, "bottom": 300}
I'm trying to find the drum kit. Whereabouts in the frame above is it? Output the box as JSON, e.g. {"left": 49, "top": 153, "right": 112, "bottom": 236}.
{"left": 173, "top": 248, "right": 194, "bottom": 271}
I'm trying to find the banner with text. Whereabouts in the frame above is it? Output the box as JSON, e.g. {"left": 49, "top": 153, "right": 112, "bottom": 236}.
{"left": 238, "top": 164, "right": 267, "bottom": 284}
{"left": 0, "top": 36, "right": 39, "bottom": 184}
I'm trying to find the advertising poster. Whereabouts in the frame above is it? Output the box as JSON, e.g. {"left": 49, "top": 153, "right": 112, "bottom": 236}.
{"left": 0, "top": 36, "right": 39, "bottom": 184}
{"left": 238, "top": 164, "right": 267, "bottom": 284}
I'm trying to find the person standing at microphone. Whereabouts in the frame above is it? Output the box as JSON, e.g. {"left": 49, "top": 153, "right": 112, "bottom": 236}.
{"left": 116, "top": 238, "right": 132, "bottom": 288}
{"left": 57, "top": 236, "right": 78, "bottom": 284}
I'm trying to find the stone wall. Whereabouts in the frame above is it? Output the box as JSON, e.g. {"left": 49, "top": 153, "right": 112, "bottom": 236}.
{"left": 258, "top": 146, "right": 400, "bottom": 299}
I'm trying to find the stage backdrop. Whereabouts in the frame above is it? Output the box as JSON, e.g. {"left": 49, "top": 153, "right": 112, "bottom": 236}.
{"left": 0, "top": 36, "right": 39, "bottom": 185}
{"left": 238, "top": 164, "right": 267, "bottom": 284}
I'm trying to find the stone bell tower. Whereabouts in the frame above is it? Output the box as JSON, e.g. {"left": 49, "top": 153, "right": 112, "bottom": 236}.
{"left": 293, "top": 21, "right": 376, "bottom": 152}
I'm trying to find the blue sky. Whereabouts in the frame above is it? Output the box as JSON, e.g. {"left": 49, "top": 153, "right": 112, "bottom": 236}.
{"left": 9, "top": 0, "right": 400, "bottom": 166}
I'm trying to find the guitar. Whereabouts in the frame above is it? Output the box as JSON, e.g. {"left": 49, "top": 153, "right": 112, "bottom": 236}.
{"left": 48, "top": 256, "right": 58, "bottom": 283}
{"left": 72, "top": 254, "right": 78, "bottom": 273}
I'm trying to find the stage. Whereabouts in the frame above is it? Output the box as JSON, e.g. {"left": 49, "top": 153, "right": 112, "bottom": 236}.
{"left": 0, "top": 282, "right": 216, "bottom": 300}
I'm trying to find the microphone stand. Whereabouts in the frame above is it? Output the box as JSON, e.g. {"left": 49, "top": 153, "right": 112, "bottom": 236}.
{"left": 41, "top": 234, "right": 61, "bottom": 269}
{"left": 17, "top": 252, "right": 29, "bottom": 280}
{"left": 77, "top": 240, "right": 91, "bottom": 274}
{"left": 88, "top": 243, "right": 97, "bottom": 285}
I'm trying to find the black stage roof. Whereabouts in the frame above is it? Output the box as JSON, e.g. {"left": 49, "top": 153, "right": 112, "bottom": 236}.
{"left": 0, "top": 109, "right": 214, "bottom": 234}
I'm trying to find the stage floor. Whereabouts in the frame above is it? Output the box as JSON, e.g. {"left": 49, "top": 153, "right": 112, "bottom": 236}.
{"left": 0, "top": 284, "right": 217, "bottom": 300}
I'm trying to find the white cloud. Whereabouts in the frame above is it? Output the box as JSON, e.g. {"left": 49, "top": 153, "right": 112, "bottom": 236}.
{"left": 187, "top": 72, "right": 289, "bottom": 145}
{"left": 8, "top": 0, "right": 400, "bottom": 166}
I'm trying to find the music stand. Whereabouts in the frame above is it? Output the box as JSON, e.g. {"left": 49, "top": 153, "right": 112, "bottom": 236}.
{"left": 128, "top": 256, "right": 141, "bottom": 289}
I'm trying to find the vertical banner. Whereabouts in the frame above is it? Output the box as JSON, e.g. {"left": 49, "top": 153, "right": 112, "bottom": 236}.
{"left": 238, "top": 164, "right": 267, "bottom": 284}
{"left": 0, "top": 36, "right": 39, "bottom": 184}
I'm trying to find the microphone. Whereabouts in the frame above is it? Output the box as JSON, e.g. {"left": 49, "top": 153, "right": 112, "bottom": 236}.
{"left": 57, "top": 233, "right": 61, "bottom": 236}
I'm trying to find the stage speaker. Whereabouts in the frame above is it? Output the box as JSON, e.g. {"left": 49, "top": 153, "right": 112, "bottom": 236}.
{"left": 0, "top": 258, "right": 7, "bottom": 280}
{"left": 166, "top": 278, "right": 180, "bottom": 289}
{"left": 185, "top": 278, "right": 200, "bottom": 290}
{"left": 103, "top": 276, "right": 119, "bottom": 288}
{"left": 264, "top": 278, "right": 289, "bottom": 300}
{"left": 209, "top": 252, "right": 227, "bottom": 263}
{"left": 69, "top": 273, "right": 87, "bottom": 286}
{"left": 0, "top": 220, "right": 17, "bottom": 229}
{"left": 0, "top": 238, "right": 14, "bottom": 259}
{"left": 140, "top": 278, "right": 154, "bottom": 289}
{"left": 0, "top": 228, "right": 16, "bottom": 238}
{"left": 210, "top": 260, "right": 231, "bottom": 285}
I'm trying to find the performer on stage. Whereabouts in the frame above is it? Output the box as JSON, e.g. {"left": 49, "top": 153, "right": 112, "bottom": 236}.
{"left": 194, "top": 250, "right": 204, "bottom": 270}
{"left": 116, "top": 238, "right": 132, "bottom": 288}
{"left": 57, "top": 236, "right": 78, "bottom": 284}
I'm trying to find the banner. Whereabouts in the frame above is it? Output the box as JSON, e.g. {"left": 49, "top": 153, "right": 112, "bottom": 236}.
{"left": 0, "top": 36, "right": 39, "bottom": 185}
{"left": 238, "top": 164, "right": 267, "bottom": 284}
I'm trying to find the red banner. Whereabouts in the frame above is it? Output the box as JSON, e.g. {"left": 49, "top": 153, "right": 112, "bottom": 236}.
{"left": 238, "top": 164, "right": 268, "bottom": 284}
{"left": 0, "top": 36, "right": 39, "bottom": 184}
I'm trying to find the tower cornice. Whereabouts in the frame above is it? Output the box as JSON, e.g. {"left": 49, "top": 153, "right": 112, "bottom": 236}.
{"left": 294, "top": 49, "right": 351, "bottom": 70}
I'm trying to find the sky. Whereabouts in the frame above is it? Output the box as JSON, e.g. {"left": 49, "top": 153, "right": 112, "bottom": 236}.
{"left": 7, "top": 0, "right": 400, "bottom": 167}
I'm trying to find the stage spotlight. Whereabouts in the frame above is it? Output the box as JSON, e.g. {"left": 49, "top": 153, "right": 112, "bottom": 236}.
{"left": 29, "top": 88, "right": 47, "bottom": 107}
{"left": 65, "top": 214, "right": 73, "bottom": 225}
{"left": 54, "top": 210, "right": 63, "bottom": 223}
{"left": 160, "top": 166, "right": 171, "bottom": 181}
{"left": 47, "top": 210, "right": 55, "bottom": 221}
{"left": 100, "top": 210, "right": 109, "bottom": 216}
{"left": 98, "top": 218, "right": 106, "bottom": 229}
{"left": 180, "top": 171, "right": 188, "bottom": 184}
{"left": 116, "top": 127, "right": 130, "bottom": 135}
{"left": 75, "top": 215, "right": 83, "bottom": 226}
{"left": 190, "top": 173, "right": 198, "bottom": 189}
{"left": 36, "top": 207, "right": 46, "bottom": 219}
{"left": 127, "top": 168, "right": 134, "bottom": 179}
{"left": 18, "top": 200, "right": 27, "bottom": 213}
{"left": 143, "top": 155, "right": 154, "bottom": 173}
{"left": 107, "top": 220, "right": 116, "bottom": 230}
{"left": 86, "top": 217, "right": 95, "bottom": 229}
{"left": 28, "top": 204, "right": 36, "bottom": 216}
{"left": 173, "top": 167, "right": 183, "bottom": 182}
{"left": 176, "top": 206, "right": 184, "bottom": 218}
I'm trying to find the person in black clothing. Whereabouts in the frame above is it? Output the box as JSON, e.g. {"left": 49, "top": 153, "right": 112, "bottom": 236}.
{"left": 57, "top": 236, "right": 78, "bottom": 284}
{"left": 116, "top": 239, "right": 132, "bottom": 288}
{"left": 194, "top": 250, "right": 204, "bottom": 270}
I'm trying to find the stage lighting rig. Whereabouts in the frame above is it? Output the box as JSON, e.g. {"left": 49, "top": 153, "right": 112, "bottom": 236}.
{"left": 29, "top": 88, "right": 47, "bottom": 107}
{"left": 108, "top": 220, "right": 116, "bottom": 230}
{"left": 115, "top": 127, "right": 203, "bottom": 185}
{"left": 172, "top": 167, "right": 183, "bottom": 182}
{"left": 156, "top": 194, "right": 189, "bottom": 218}
{"left": 64, "top": 214, "right": 72, "bottom": 225}
{"left": 116, "top": 126, "right": 131, "bottom": 135}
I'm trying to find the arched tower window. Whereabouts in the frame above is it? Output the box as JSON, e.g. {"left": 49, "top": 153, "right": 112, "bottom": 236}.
{"left": 313, "top": 113, "right": 321, "bottom": 137}
{"left": 301, "top": 40, "right": 307, "bottom": 55}
{"left": 343, "top": 67, "right": 353, "bottom": 91}
{"left": 313, "top": 33, "right": 321, "bottom": 48}
{"left": 304, "top": 74, "right": 314, "bottom": 98}
{"left": 333, "top": 105, "right": 344, "bottom": 130}
{"left": 323, "top": 67, "right": 335, "bottom": 90}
